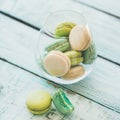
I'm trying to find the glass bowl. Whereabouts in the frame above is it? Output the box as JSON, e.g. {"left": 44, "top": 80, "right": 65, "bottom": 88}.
{"left": 35, "top": 10, "right": 97, "bottom": 84}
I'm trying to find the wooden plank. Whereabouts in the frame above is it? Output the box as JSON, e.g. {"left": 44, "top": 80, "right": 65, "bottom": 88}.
{"left": 0, "top": 14, "right": 120, "bottom": 112}
{"left": 0, "top": 0, "right": 16, "bottom": 11}
{"left": 75, "top": 0, "right": 120, "bottom": 17}
{"left": 0, "top": 0, "right": 120, "bottom": 64}
{"left": 0, "top": 0, "right": 53, "bottom": 27}
{"left": 0, "top": 60, "right": 120, "bottom": 120}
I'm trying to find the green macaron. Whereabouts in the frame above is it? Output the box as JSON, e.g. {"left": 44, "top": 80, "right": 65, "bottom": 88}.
{"left": 52, "top": 89, "right": 74, "bottom": 115}
{"left": 82, "top": 42, "right": 97, "bottom": 64}
{"left": 55, "top": 22, "right": 76, "bottom": 37}
{"left": 26, "top": 90, "right": 52, "bottom": 115}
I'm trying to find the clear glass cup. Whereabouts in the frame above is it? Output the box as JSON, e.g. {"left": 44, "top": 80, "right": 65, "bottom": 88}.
{"left": 35, "top": 10, "right": 97, "bottom": 84}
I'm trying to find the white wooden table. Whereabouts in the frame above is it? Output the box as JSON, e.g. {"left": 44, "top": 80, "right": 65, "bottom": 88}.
{"left": 0, "top": 0, "right": 120, "bottom": 120}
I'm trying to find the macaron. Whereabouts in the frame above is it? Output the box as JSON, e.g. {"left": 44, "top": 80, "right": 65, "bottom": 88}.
{"left": 55, "top": 22, "right": 76, "bottom": 37}
{"left": 52, "top": 89, "right": 74, "bottom": 115}
{"left": 82, "top": 42, "right": 97, "bottom": 64}
{"left": 69, "top": 25, "right": 91, "bottom": 51}
{"left": 26, "top": 90, "right": 52, "bottom": 115}
{"left": 64, "top": 51, "right": 83, "bottom": 66}
{"left": 62, "top": 66, "right": 85, "bottom": 80}
{"left": 43, "top": 50, "right": 71, "bottom": 77}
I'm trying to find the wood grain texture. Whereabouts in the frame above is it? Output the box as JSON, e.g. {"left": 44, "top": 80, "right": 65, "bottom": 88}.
{"left": 0, "top": 60, "right": 120, "bottom": 120}
{"left": 75, "top": 0, "right": 120, "bottom": 17}
{"left": 0, "top": 0, "right": 120, "bottom": 64}
{"left": 0, "top": 14, "right": 120, "bottom": 112}
{"left": 0, "top": 0, "right": 53, "bottom": 27}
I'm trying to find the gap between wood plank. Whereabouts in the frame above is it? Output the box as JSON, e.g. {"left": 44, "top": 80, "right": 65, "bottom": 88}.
{"left": 0, "top": 11, "right": 40, "bottom": 31}
{"left": 0, "top": 11, "right": 120, "bottom": 66}
{"left": 73, "top": 0, "right": 120, "bottom": 19}
{"left": 98, "top": 55, "right": 120, "bottom": 66}
{"left": 0, "top": 57, "right": 120, "bottom": 114}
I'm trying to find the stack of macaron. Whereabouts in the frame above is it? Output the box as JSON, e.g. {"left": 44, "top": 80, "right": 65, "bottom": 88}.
{"left": 26, "top": 89, "right": 74, "bottom": 115}
{"left": 43, "top": 22, "right": 97, "bottom": 80}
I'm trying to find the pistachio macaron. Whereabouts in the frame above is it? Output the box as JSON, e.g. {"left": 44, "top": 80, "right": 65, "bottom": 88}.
{"left": 69, "top": 25, "right": 91, "bottom": 51}
{"left": 52, "top": 89, "right": 74, "bottom": 115}
{"left": 45, "top": 39, "right": 70, "bottom": 53}
{"left": 82, "top": 42, "right": 97, "bottom": 64}
{"left": 43, "top": 50, "right": 71, "bottom": 77}
{"left": 55, "top": 22, "right": 76, "bottom": 37}
{"left": 26, "top": 90, "right": 52, "bottom": 115}
{"left": 64, "top": 51, "right": 83, "bottom": 66}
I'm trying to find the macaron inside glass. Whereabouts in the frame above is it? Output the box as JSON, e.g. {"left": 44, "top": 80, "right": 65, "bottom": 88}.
{"left": 69, "top": 25, "right": 91, "bottom": 51}
{"left": 26, "top": 90, "right": 52, "bottom": 115}
{"left": 62, "top": 65, "right": 85, "bottom": 80}
{"left": 43, "top": 50, "right": 71, "bottom": 77}
{"left": 82, "top": 42, "right": 97, "bottom": 64}
{"left": 55, "top": 22, "right": 76, "bottom": 37}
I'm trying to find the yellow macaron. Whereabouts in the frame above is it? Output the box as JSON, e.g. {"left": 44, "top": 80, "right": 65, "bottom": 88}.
{"left": 26, "top": 90, "right": 52, "bottom": 115}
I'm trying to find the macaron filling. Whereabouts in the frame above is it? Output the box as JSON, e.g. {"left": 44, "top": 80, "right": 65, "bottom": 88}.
{"left": 27, "top": 103, "right": 51, "bottom": 113}
{"left": 52, "top": 89, "right": 74, "bottom": 115}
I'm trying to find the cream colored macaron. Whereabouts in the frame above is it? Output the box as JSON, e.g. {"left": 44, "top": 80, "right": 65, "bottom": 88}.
{"left": 43, "top": 50, "right": 71, "bottom": 77}
{"left": 69, "top": 25, "right": 91, "bottom": 51}
{"left": 26, "top": 90, "right": 52, "bottom": 115}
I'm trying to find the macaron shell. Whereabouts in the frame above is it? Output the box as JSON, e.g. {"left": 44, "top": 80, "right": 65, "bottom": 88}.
{"left": 62, "top": 66, "right": 85, "bottom": 80}
{"left": 53, "top": 51, "right": 71, "bottom": 68}
{"left": 26, "top": 91, "right": 52, "bottom": 111}
{"left": 43, "top": 51, "right": 70, "bottom": 77}
{"left": 55, "top": 22, "right": 76, "bottom": 37}
{"left": 28, "top": 106, "right": 51, "bottom": 115}
{"left": 52, "top": 89, "right": 74, "bottom": 115}
{"left": 82, "top": 26, "right": 92, "bottom": 50}
{"left": 69, "top": 25, "right": 91, "bottom": 51}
